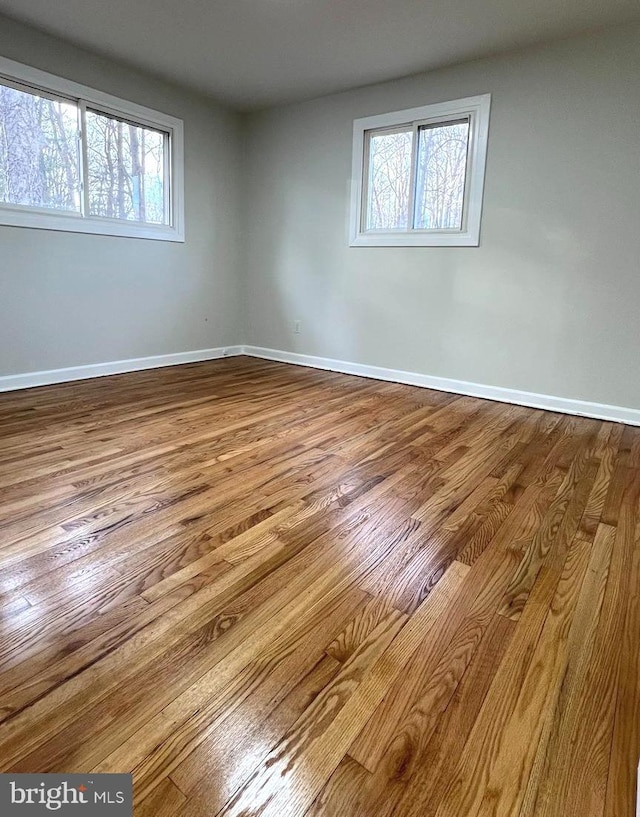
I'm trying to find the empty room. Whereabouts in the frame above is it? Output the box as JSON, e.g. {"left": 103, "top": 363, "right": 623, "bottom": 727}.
{"left": 0, "top": 0, "right": 639, "bottom": 815}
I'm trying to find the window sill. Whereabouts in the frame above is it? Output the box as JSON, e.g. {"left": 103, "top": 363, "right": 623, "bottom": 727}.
{"left": 350, "top": 230, "right": 480, "bottom": 247}
{"left": 0, "top": 206, "right": 185, "bottom": 242}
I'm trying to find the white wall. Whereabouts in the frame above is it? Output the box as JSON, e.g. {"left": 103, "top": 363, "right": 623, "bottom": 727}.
{"left": 242, "top": 25, "right": 640, "bottom": 410}
{"left": 1, "top": 21, "right": 638, "bottom": 413}
{"left": 0, "top": 16, "right": 243, "bottom": 376}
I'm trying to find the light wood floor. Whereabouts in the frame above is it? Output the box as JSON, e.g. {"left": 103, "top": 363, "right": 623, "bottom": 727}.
{"left": 0, "top": 357, "right": 638, "bottom": 817}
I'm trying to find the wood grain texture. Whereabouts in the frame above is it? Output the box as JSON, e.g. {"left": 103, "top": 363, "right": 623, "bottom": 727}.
{"left": 0, "top": 356, "right": 638, "bottom": 817}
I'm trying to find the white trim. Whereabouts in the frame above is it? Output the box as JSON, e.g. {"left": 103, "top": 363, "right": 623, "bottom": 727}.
{"left": 0, "top": 347, "right": 243, "bottom": 392}
{"left": 0, "top": 55, "right": 185, "bottom": 242}
{"left": 2, "top": 343, "right": 638, "bottom": 426}
{"left": 243, "top": 346, "right": 640, "bottom": 427}
{"left": 349, "top": 94, "right": 491, "bottom": 247}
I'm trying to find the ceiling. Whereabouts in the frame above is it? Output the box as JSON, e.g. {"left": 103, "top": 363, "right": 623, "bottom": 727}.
{"left": 0, "top": 0, "right": 637, "bottom": 110}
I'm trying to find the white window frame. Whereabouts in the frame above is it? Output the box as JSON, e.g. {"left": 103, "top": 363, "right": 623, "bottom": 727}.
{"left": 0, "top": 55, "right": 184, "bottom": 242}
{"left": 349, "top": 94, "right": 491, "bottom": 247}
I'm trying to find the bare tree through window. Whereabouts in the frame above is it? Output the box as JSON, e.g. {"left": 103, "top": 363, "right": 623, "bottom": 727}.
{"left": 85, "top": 109, "right": 166, "bottom": 224}
{"left": 414, "top": 119, "right": 469, "bottom": 230}
{"left": 0, "top": 84, "right": 80, "bottom": 211}
{"left": 365, "top": 128, "right": 413, "bottom": 230}
{"left": 363, "top": 118, "right": 470, "bottom": 233}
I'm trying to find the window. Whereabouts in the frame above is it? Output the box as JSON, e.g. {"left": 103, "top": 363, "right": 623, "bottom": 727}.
{"left": 0, "top": 56, "right": 184, "bottom": 241}
{"left": 350, "top": 95, "right": 491, "bottom": 247}
{"left": 84, "top": 109, "right": 167, "bottom": 225}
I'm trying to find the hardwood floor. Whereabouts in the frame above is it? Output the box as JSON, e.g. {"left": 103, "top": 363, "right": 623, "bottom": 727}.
{"left": 0, "top": 355, "right": 638, "bottom": 816}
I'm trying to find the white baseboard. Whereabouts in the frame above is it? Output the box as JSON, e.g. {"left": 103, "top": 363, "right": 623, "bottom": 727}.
{"left": 2, "top": 342, "right": 639, "bottom": 426}
{"left": 0, "top": 346, "right": 244, "bottom": 393}
{"left": 243, "top": 345, "right": 640, "bottom": 427}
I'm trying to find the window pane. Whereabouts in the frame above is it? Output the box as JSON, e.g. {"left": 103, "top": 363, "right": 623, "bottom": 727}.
{"left": 365, "top": 128, "right": 413, "bottom": 231}
{"left": 414, "top": 119, "right": 469, "bottom": 230}
{"left": 0, "top": 83, "right": 80, "bottom": 211}
{"left": 85, "top": 109, "right": 166, "bottom": 224}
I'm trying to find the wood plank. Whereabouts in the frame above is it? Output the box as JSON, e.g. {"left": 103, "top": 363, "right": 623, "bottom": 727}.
{"left": 391, "top": 614, "right": 517, "bottom": 817}
{"left": 136, "top": 777, "right": 187, "bottom": 817}
{"left": 497, "top": 443, "right": 599, "bottom": 619}
{"left": 213, "top": 561, "right": 469, "bottom": 817}
{"left": 519, "top": 524, "right": 616, "bottom": 817}
{"left": 604, "top": 501, "right": 640, "bottom": 817}
{"left": 348, "top": 525, "right": 520, "bottom": 774}
{"left": 433, "top": 533, "right": 593, "bottom": 817}
{"left": 171, "top": 654, "right": 342, "bottom": 816}
{"left": 527, "top": 475, "right": 640, "bottom": 816}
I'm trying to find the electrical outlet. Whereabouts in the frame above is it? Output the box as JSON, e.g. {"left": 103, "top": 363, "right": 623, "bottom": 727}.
{"left": 294, "top": 320, "right": 302, "bottom": 334}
